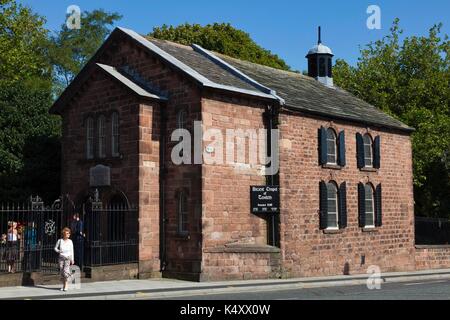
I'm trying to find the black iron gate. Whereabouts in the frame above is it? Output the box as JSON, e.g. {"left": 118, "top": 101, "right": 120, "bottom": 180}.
{"left": 0, "top": 194, "right": 138, "bottom": 275}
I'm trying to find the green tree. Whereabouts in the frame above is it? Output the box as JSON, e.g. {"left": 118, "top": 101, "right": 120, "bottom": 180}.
{"left": 334, "top": 19, "right": 450, "bottom": 218}
{"left": 149, "top": 23, "right": 290, "bottom": 71}
{"left": 49, "top": 9, "right": 122, "bottom": 94}
{"left": 0, "top": 83, "right": 60, "bottom": 203}
{"left": 0, "top": 0, "right": 59, "bottom": 203}
{"left": 0, "top": 0, "right": 51, "bottom": 87}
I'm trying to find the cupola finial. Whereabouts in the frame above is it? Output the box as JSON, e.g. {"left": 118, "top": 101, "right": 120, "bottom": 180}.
{"left": 318, "top": 26, "right": 322, "bottom": 44}
{"left": 306, "top": 26, "right": 334, "bottom": 87}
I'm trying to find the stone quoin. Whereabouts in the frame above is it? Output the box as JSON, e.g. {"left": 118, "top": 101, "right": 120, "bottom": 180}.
{"left": 49, "top": 26, "right": 449, "bottom": 281}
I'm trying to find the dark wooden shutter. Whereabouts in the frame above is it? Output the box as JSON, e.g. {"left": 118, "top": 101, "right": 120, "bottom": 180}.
{"left": 319, "top": 181, "right": 328, "bottom": 230}
{"left": 319, "top": 127, "right": 327, "bottom": 165}
{"left": 356, "top": 133, "right": 365, "bottom": 169}
{"left": 373, "top": 136, "right": 381, "bottom": 169}
{"left": 375, "top": 184, "right": 383, "bottom": 227}
{"left": 338, "top": 182, "right": 347, "bottom": 229}
{"left": 358, "top": 182, "right": 366, "bottom": 227}
{"left": 338, "top": 131, "right": 346, "bottom": 167}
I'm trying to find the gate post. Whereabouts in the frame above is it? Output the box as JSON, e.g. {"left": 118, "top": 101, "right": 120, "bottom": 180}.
{"left": 30, "top": 196, "right": 44, "bottom": 211}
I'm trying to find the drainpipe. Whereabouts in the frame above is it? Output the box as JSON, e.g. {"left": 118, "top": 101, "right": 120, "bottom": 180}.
{"left": 265, "top": 103, "right": 280, "bottom": 248}
{"left": 159, "top": 103, "right": 167, "bottom": 271}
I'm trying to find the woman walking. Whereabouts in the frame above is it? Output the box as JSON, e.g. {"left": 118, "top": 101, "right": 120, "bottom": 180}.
{"left": 5, "top": 222, "right": 20, "bottom": 273}
{"left": 54, "top": 227, "right": 74, "bottom": 291}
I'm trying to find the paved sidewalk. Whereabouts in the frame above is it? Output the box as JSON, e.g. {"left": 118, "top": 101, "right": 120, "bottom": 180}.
{"left": 1, "top": 268, "right": 450, "bottom": 300}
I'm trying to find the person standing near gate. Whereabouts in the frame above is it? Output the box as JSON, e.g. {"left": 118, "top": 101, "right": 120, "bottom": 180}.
{"left": 54, "top": 227, "right": 74, "bottom": 291}
{"left": 5, "top": 221, "right": 20, "bottom": 273}
{"left": 70, "top": 213, "right": 84, "bottom": 269}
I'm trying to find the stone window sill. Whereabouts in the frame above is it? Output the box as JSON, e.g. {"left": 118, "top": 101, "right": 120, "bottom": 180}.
{"left": 78, "top": 156, "right": 122, "bottom": 165}
{"left": 362, "top": 227, "right": 379, "bottom": 233}
{"left": 322, "top": 164, "right": 343, "bottom": 170}
{"left": 360, "top": 167, "right": 378, "bottom": 172}
{"left": 323, "top": 229, "right": 344, "bottom": 234}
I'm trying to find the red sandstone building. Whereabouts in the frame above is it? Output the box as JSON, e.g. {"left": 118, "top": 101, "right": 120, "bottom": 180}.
{"left": 50, "top": 27, "right": 448, "bottom": 281}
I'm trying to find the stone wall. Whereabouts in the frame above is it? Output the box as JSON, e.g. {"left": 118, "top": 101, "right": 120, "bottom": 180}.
{"left": 415, "top": 246, "right": 450, "bottom": 270}
{"left": 278, "top": 110, "right": 416, "bottom": 277}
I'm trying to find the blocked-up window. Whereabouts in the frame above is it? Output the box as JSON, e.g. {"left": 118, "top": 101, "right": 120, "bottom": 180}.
{"left": 97, "top": 115, "right": 106, "bottom": 158}
{"left": 111, "top": 112, "right": 119, "bottom": 157}
{"left": 86, "top": 117, "right": 94, "bottom": 159}
{"left": 177, "top": 191, "right": 188, "bottom": 234}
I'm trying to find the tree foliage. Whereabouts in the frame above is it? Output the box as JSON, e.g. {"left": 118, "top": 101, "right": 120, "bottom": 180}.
{"left": 0, "top": 81, "right": 61, "bottom": 203}
{"left": 334, "top": 19, "right": 450, "bottom": 218}
{"left": 49, "top": 9, "right": 122, "bottom": 94}
{"left": 0, "top": 0, "right": 51, "bottom": 87}
{"left": 149, "top": 23, "right": 290, "bottom": 71}
{"left": 0, "top": 0, "right": 59, "bottom": 202}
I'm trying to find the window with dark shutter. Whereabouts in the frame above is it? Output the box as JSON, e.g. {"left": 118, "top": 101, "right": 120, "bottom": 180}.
{"left": 358, "top": 182, "right": 366, "bottom": 227}
{"left": 338, "top": 131, "right": 346, "bottom": 167}
{"left": 364, "top": 184, "right": 375, "bottom": 227}
{"left": 338, "top": 182, "right": 347, "bottom": 229}
{"left": 356, "top": 133, "right": 365, "bottom": 169}
{"left": 319, "top": 181, "right": 328, "bottom": 230}
{"left": 373, "top": 136, "right": 381, "bottom": 169}
{"left": 326, "top": 182, "right": 339, "bottom": 229}
{"left": 363, "top": 134, "right": 373, "bottom": 167}
{"left": 326, "top": 128, "right": 337, "bottom": 165}
{"left": 319, "top": 127, "right": 327, "bottom": 165}
{"left": 375, "top": 184, "right": 382, "bottom": 227}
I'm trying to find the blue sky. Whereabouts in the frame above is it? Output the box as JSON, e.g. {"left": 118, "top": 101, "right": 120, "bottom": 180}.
{"left": 19, "top": 0, "right": 450, "bottom": 71}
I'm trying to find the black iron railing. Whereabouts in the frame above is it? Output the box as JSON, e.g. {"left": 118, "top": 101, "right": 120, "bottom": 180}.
{"left": 0, "top": 196, "right": 139, "bottom": 275}
{"left": 415, "top": 216, "right": 450, "bottom": 245}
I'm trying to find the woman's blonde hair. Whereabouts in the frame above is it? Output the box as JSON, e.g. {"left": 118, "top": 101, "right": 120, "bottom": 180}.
{"left": 61, "top": 227, "right": 71, "bottom": 237}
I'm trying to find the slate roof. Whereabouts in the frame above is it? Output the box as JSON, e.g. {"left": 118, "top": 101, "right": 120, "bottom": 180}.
{"left": 97, "top": 63, "right": 168, "bottom": 100}
{"left": 216, "top": 54, "right": 413, "bottom": 131}
{"left": 146, "top": 36, "right": 412, "bottom": 132}
{"left": 51, "top": 27, "right": 413, "bottom": 132}
{"left": 147, "top": 38, "right": 258, "bottom": 92}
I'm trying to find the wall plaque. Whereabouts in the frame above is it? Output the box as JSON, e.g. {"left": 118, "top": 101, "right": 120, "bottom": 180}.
{"left": 90, "top": 165, "right": 111, "bottom": 187}
{"left": 250, "top": 186, "right": 280, "bottom": 214}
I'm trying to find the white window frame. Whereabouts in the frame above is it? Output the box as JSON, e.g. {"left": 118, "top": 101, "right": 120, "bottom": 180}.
{"left": 86, "top": 117, "right": 94, "bottom": 159}
{"left": 363, "top": 134, "right": 373, "bottom": 168}
{"left": 326, "top": 182, "right": 339, "bottom": 230}
{"left": 97, "top": 115, "right": 106, "bottom": 158}
{"left": 326, "top": 128, "right": 338, "bottom": 165}
{"left": 364, "top": 184, "right": 375, "bottom": 228}
{"left": 111, "top": 112, "right": 119, "bottom": 157}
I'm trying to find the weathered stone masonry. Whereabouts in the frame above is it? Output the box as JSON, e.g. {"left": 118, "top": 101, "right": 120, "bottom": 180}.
{"left": 51, "top": 27, "right": 450, "bottom": 282}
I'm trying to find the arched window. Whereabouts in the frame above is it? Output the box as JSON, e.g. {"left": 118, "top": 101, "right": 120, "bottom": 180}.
{"left": 177, "top": 191, "right": 188, "bottom": 234}
{"left": 176, "top": 109, "right": 187, "bottom": 130}
{"left": 111, "top": 112, "right": 119, "bottom": 157}
{"left": 326, "top": 128, "right": 337, "bottom": 164}
{"left": 363, "top": 134, "right": 373, "bottom": 167}
{"left": 97, "top": 115, "right": 106, "bottom": 158}
{"left": 364, "top": 184, "right": 375, "bottom": 227}
{"left": 86, "top": 117, "right": 94, "bottom": 159}
{"left": 326, "top": 182, "right": 339, "bottom": 229}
